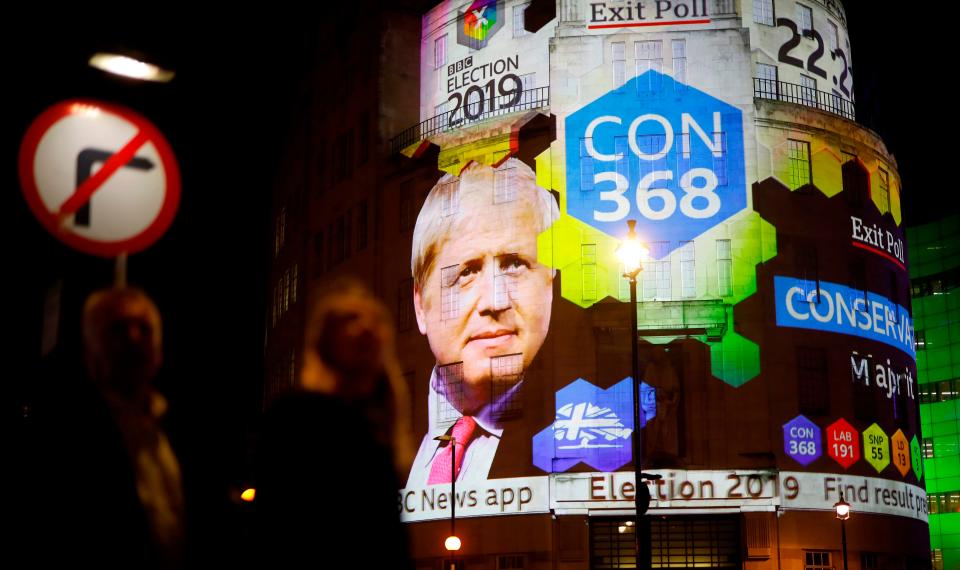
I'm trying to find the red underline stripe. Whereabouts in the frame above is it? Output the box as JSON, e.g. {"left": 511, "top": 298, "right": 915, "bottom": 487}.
{"left": 588, "top": 19, "right": 712, "bottom": 29}
{"left": 851, "top": 241, "right": 906, "bottom": 270}
{"left": 58, "top": 131, "right": 150, "bottom": 217}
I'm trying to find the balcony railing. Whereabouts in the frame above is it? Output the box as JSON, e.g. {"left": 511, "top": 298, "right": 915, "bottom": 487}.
{"left": 754, "top": 77, "right": 855, "bottom": 121}
{"left": 391, "top": 86, "right": 550, "bottom": 154}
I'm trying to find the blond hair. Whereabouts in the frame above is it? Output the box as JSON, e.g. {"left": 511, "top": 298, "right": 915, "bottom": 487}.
{"left": 410, "top": 158, "right": 559, "bottom": 291}
{"left": 300, "top": 277, "right": 415, "bottom": 472}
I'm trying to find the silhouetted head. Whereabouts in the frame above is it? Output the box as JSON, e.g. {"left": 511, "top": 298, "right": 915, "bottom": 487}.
{"left": 82, "top": 287, "right": 162, "bottom": 403}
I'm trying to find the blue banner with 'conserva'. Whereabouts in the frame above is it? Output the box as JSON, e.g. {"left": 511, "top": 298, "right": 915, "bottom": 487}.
{"left": 774, "top": 276, "right": 915, "bottom": 359}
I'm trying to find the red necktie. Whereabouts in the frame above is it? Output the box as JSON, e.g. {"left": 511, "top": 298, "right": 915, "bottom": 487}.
{"left": 428, "top": 416, "right": 477, "bottom": 484}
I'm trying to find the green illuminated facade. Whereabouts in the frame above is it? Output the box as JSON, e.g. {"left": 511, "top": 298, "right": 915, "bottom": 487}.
{"left": 909, "top": 215, "right": 960, "bottom": 570}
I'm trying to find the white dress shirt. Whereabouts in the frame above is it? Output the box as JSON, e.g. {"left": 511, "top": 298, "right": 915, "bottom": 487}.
{"left": 405, "top": 368, "right": 523, "bottom": 487}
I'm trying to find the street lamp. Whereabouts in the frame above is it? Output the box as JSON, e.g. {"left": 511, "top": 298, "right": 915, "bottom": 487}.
{"left": 615, "top": 219, "right": 652, "bottom": 569}
{"left": 834, "top": 493, "right": 851, "bottom": 570}
{"left": 435, "top": 434, "right": 461, "bottom": 570}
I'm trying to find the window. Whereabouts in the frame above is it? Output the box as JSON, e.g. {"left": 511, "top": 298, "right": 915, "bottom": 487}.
{"left": 713, "top": 131, "right": 728, "bottom": 186}
{"left": 274, "top": 216, "right": 280, "bottom": 257}
{"left": 680, "top": 241, "right": 695, "bottom": 298}
{"left": 494, "top": 166, "right": 516, "bottom": 204}
{"left": 441, "top": 179, "right": 460, "bottom": 216}
{"left": 436, "top": 362, "right": 463, "bottom": 428}
{"left": 283, "top": 270, "right": 290, "bottom": 312}
{"left": 756, "top": 63, "right": 778, "bottom": 99}
{"left": 397, "top": 278, "right": 414, "bottom": 332}
{"left": 799, "top": 74, "right": 818, "bottom": 107}
{"left": 358, "top": 113, "right": 370, "bottom": 164}
{"left": 312, "top": 231, "right": 324, "bottom": 276}
{"left": 582, "top": 244, "right": 598, "bottom": 302}
{"left": 861, "top": 552, "right": 878, "bottom": 570}
{"left": 271, "top": 284, "right": 278, "bottom": 327}
{"left": 919, "top": 379, "right": 960, "bottom": 403}
{"left": 797, "top": 347, "right": 829, "bottom": 416}
{"left": 591, "top": 516, "right": 741, "bottom": 569}
{"left": 804, "top": 551, "right": 831, "bottom": 570}
{"left": 717, "top": 239, "right": 732, "bottom": 296}
{"left": 635, "top": 41, "right": 663, "bottom": 92}
{"left": 292, "top": 264, "right": 298, "bottom": 304}
{"left": 326, "top": 222, "right": 333, "bottom": 266}
{"left": 288, "top": 349, "right": 296, "bottom": 386}
{"left": 615, "top": 136, "right": 630, "bottom": 180}
{"left": 334, "top": 130, "right": 354, "bottom": 182}
{"left": 332, "top": 214, "right": 347, "bottom": 264}
{"left": 929, "top": 491, "right": 960, "bottom": 513}
{"left": 434, "top": 34, "right": 447, "bottom": 69}
{"left": 519, "top": 72, "right": 536, "bottom": 107}
{"left": 672, "top": 39, "right": 687, "bottom": 86}
{"left": 357, "top": 200, "right": 368, "bottom": 250}
{"left": 911, "top": 267, "right": 960, "bottom": 296}
{"left": 433, "top": 101, "right": 449, "bottom": 121}
{"left": 441, "top": 264, "right": 460, "bottom": 320}
{"left": 923, "top": 437, "right": 935, "bottom": 459}
{"left": 642, "top": 241, "right": 671, "bottom": 301}
{"left": 932, "top": 549, "right": 944, "bottom": 570}
{"left": 636, "top": 134, "right": 668, "bottom": 179}
{"left": 754, "top": 0, "right": 774, "bottom": 26}
{"left": 491, "top": 353, "right": 523, "bottom": 419}
{"left": 494, "top": 254, "right": 521, "bottom": 310}
{"left": 580, "top": 138, "right": 595, "bottom": 191}
{"left": 315, "top": 141, "right": 327, "bottom": 190}
{"left": 513, "top": 2, "right": 530, "bottom": 37}
{"left": 787, "top": 139, "right": 812, "bottom": 189}
{"left": 274, "top": 207, "right": 287, "bottom": 256}
{"left": 939, "top": 379, "right": 960, "bottom": 401}
{"left": 798, "top": 4, "right": 813, "bottom": 32}
{"left": 794, "top": 239, "right": 819, "bottom": 299}
{"left": 851, "top": 354, "right": 876, "bottom": 422}
{"left": 828, "top": 21, "right": 840, "bottom": 52}
{"left": 877, "top": 167, "right": 891, "bottom": 212}
{"left": 496, "top": 554, "right": 526, "bottom": 570}
{"left": 612, "top": 42, "right": 626, "bottom": 88}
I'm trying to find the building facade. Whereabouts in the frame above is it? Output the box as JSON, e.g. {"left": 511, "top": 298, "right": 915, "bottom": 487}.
{"left": 265, "top": 1, "right": 931, "bottom": 568}
{"left": 909, "top": 216, "right": 960, "bottom": 570}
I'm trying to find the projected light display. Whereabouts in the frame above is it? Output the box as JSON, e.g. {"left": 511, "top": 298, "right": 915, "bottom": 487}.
{"left": 398, "top": 0, "right": 924, "bottom": 530}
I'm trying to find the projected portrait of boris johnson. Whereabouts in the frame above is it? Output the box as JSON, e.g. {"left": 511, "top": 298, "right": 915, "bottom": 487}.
{"left": 406, "top": 157, "right": 559, "bottom": 487}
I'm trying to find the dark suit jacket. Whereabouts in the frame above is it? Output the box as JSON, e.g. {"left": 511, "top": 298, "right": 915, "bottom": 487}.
{"left": 486, "top": 374, "right": 554, "bottom": 480}
{"left": 253, "top": 392, "right": 412, "bottom": 569}
{"left": 12, "top": 369, "right": 168, "bottom": 569}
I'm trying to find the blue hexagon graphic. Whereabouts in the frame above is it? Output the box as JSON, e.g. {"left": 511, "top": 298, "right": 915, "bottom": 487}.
{"left": 533, "top": 377, "right": 656, "bottom": 473}
{"left": 783, "top": 414, "right": 822, "bottom": 467}
{"left": 564, "top": 70, "right": 747, "bottom": 257}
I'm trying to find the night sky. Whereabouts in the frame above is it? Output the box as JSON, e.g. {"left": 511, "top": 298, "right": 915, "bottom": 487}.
{"left": 3, "top": 2, "right": 941, "bottom": 557}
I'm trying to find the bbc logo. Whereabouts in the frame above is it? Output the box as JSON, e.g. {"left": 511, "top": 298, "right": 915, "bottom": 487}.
{"left": 447, "top": 56, "right": 474, "bottom": 76}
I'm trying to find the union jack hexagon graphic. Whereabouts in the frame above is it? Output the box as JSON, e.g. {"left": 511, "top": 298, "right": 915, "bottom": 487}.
{"left": 533, "top": 377, "right": 656, "bottom": 473}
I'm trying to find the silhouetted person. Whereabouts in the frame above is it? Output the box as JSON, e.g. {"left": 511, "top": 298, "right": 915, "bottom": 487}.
{"left": 14, "top": 287, "right": 184, "bottom": 569}
{"left": 253, "top": 278, "right": 413, "bottom": 569}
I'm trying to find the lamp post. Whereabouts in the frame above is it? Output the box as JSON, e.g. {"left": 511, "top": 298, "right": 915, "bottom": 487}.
{"left": 435, "top": 434, "right": 461, "bottom": 570}
{"left": 834, "top": 493, "right": 851, "bottom": 570}
{"left": 616, "top": 219, "right": 652, "bottom": 569}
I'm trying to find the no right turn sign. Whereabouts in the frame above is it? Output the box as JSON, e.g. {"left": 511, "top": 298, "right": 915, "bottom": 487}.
{"left": 19, "top": 99, "right": 181, "bottom": 257}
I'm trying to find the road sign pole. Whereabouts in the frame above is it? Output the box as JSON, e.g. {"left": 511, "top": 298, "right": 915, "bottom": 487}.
{"left": 115, "top": 252, "right": 128, "bottom": 287}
